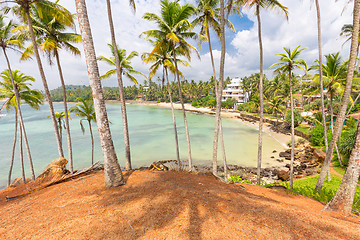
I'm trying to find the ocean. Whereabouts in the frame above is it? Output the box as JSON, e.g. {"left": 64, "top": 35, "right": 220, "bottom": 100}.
{"left": 0, "top": 102, "right": 284, "bottom": 189}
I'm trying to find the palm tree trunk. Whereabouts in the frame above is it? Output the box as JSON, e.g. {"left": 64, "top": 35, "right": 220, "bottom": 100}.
{"left": 165, "top": 67, "right": 181, "bottom": 167}
{"left": 330, "top": 92, "right": 343, "bottom": 168}
{"left": 8, "top": 110, "right": 18, "bottom": 187}
{"left": 219, "top": 122, "right": 227, "bottom": 180}
{"left": 106, "top": 0, "right": 132, "bottom": 170}
{"left": 323, "top": 120, "right": 360, "bottom": 215}
{"left": 19, "top": 117, "right": 35, "bottom": 180}
{"left": 316, "top": 0, "right": 360, "bottom": 192}
{"left": 315, "top": 0, "right": 329, "bottom": 156}
{"left": 19, "top": 116, "right": 25, "bottom": 184}
{"left": 58, "top": 118, "right": 62, "bottom": 146}
{"left": 75, "top": 0, "right": 124, "bottom": 187}
{"left": 3, "top": 48, "right": 35, "bottom": 180}
{"left": 289, "top": 69, "right": 295, "bottom": 189}
{"left": 207, "top": 27, "right": 227, "bottom": 179}
{"left": 212, "top": 0, "right": 226, "bottom": 177}
{"left": 346, "top": 92, "right": 360, "bottom": 115}
{"left": 54, "top": 49, "right": 73, "bottom": 173}
{"left": 172, "top": 43, "right": 192, "bottom": 171}
{"left": 89, "top": 120, "right": 94, "bottom": 165}
{"left": 256, "top": 4, "right": 264, "bottom": 185}
{"left": 25, "top": 9, "right": 64, "bottom": 158}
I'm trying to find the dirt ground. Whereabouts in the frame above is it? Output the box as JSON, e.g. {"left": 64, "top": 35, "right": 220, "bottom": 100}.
{"left": 0, "top": 170, "right": 359, "bottom": 240}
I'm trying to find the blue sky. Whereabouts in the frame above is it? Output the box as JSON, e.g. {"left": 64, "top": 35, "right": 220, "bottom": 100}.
{"left": 1, "top": 0, "right": 354, "bottom": 90}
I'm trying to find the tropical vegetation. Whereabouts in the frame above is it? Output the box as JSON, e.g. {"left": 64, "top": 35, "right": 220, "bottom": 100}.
{"left": 0, "top": 0, "right": 359, "bottom": 216}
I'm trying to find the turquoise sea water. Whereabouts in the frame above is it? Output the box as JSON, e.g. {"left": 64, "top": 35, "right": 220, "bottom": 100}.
{"left": 0, "top": 103, "right": 284, "bottom": 189}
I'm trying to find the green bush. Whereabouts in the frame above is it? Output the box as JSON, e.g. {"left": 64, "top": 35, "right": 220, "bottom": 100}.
{"left": 208, "top": 99, "right": 216, "bottom": 108}
{"left": 285, "top": 109, "right": 303, "bottom": 127}
{"left": 303, "top": 104, "right": 312, "bottom": 112}
{"left": 340, "top": 126, "right": 357, "bottom": 159}
{"left": 222, "top": 98, "right": 237, "bottom": 109}
{"left": 310, "top": 124, "right": 333, "bottom": 147}
{"left": 191, "top": 101, "right": 198, "bottom": 107}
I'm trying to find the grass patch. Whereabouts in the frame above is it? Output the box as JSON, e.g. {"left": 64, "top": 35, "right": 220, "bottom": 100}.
{"left": 295, "top": 125, "right": 312, "bottom": 135}
{"left": 281, "top": 175, "right": 360, "bottom": 211}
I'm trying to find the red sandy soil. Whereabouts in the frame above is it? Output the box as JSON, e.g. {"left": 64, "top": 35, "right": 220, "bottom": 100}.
{"left": 0, "top": 170, "right": 359, "bottom": 240}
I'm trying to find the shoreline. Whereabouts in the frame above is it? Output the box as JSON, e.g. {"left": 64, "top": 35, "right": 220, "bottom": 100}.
{"left": 123, "top": 99, "right": 292, "bottom": 149}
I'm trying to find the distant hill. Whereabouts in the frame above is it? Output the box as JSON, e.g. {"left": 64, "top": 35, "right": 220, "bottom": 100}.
{"left": 50, "top": 85, "right": 121, "bottom": 102}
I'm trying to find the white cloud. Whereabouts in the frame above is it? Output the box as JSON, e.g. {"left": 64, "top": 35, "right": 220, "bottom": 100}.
{"left": 1, "top": 0, "right": 355, "bottom": 91}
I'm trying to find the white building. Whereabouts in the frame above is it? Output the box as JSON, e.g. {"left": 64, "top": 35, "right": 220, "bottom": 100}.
{"left": 222, "top": 77, "right": 249, "bottom": 105}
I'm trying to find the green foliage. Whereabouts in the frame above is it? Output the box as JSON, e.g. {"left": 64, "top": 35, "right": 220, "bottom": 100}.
{"left": 340, "top": 125, "right": 357, "bottom": 159}
{"left": 227, "top": 176, "right": 252, "bottom": 184}
{"left": 238, "top": 101, "right": 258, "bottom": 113}
{"left": 295, "top": 126, "right": 312, "bottom": 135}
{"left": 283, "top": 175, "right": 360, "bottom": 211}
{"left": 346, "top": 117, "right": 357, "bottom": 129}
{"left": 303, "top": 104, "right": 311, "bottom": 111}
{"left": 310, "top": 124, "right": 332, "bottom": 147}
{"left": 192, "top": 96, "right": 216, "bottom": 108}
{"left": 221, "top": 98, "right": 237, "bottom": 109}
{"left": 285, "top": 109, "right": 303, "bottom": 127}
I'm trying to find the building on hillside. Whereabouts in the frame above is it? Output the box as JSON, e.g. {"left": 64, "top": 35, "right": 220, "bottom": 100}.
{"left": 222, "top": 77, "right": 249, "bottom": 106}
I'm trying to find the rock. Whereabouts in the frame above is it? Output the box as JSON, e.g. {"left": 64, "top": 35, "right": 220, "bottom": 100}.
{"left": 9, "top": 177, "right": 32, "bottom": 188}
{"left": 277, "top": 170, "right": 290, "bottom": 181}
{"left": 271, "top": 156, "right": 275, "bottom": 158}
{"left": 272, "top": 150, "right": 277, "bottom": 153}
{"left": 313, "top": 149, "right": 326, "bottom": 163}
{"left": 150, "top": 161, "right": 169, "bottom": 171}
{"left": 37, "top": 157, "right": 68, "bottom": 179}
{"left": 285, "top": 164, "right": 290, "bottom": 169}
{"left": 299, "top": 163, "right": 307, "bottom": 170}
{"left": 276, "top": 159, "right": 284, "bottom": 163}
{"left": 279, "top": 152, "right": 290, "bottom": 158}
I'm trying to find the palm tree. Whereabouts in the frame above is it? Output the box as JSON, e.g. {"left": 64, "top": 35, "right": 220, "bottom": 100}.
{"left": 234, "top": 0, "right": 288, "bottom": 184}
{"left": 314, "top": 0, "right": 329, "bottom": 168}
{"left": 48, "top": 112, "right": 70, "bottom": 150}
{"left": 142, "top": 0, "right": 198, "bottom": 171}
{"left": 103, "top": 0, "right": 137, "bottom": 170}
{"left": 315, "top": 52, "right": 360, "bottom": 191}
{"left": 75, "top": 0, "right": 124, "bottom": 187}
{"left": 310, "top": 53, "right": 358, "bottom": 168}
{"left": 324, "top": 1, "right": 360, "bottom": 213}
{"left": 209, "top": 0, "right": 229, "bottom": 178}
{"left": 192, "top": 0, "right": 235, "bottom": 177}
{"left": 70, "top": 98, "right": 96, "bottom": 165}
{"left": 0, "top": 14, "right": 37, "bottom": 182}
{"left": 10, "top": 0, "right": 73, "bottom": 160}
{"left": 18, "top": 5, "right": 82, "bottom": 173}
{"left": 97, "top": 44, "right": 145, "bottom": 170}
{"left": 340, "top": 23, "right": 360, "bottom": 71}
{"left": 269, "top": 45, "right": 307, "bottom": 189}
{"left": 0, "top": 69, "right": 43, "bottom": 185}
{"left": 268, "top": 96, "right": 284, "bottom": 124}
{"left": 142, "top": 40, "right": 188, "bottom": 167}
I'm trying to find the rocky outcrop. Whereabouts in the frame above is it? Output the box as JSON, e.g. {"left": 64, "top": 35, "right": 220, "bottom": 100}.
{"left": 313, "top": 149, "right": 326, "bottom": 163}
{"left": 9, "top": 177, "right": 32, "bottom": 188}
{"left": 276, "top": 142, "right": 321, "bottom": 180}
{"left": 37, "top": 157, "right": 69, "bottom": 179}
{"left": 277, "top": 170, "right": 290, "bottom": 181}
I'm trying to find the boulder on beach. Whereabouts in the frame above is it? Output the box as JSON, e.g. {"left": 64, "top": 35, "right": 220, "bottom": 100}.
{"left": 37, "top": 157, "right": 69, "bottom": 179}
{"left": 10, "top": 177, "right": 32, "bottom": 188}
{"left": 277, "top": 170, "right": 290, "bottom": 181}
